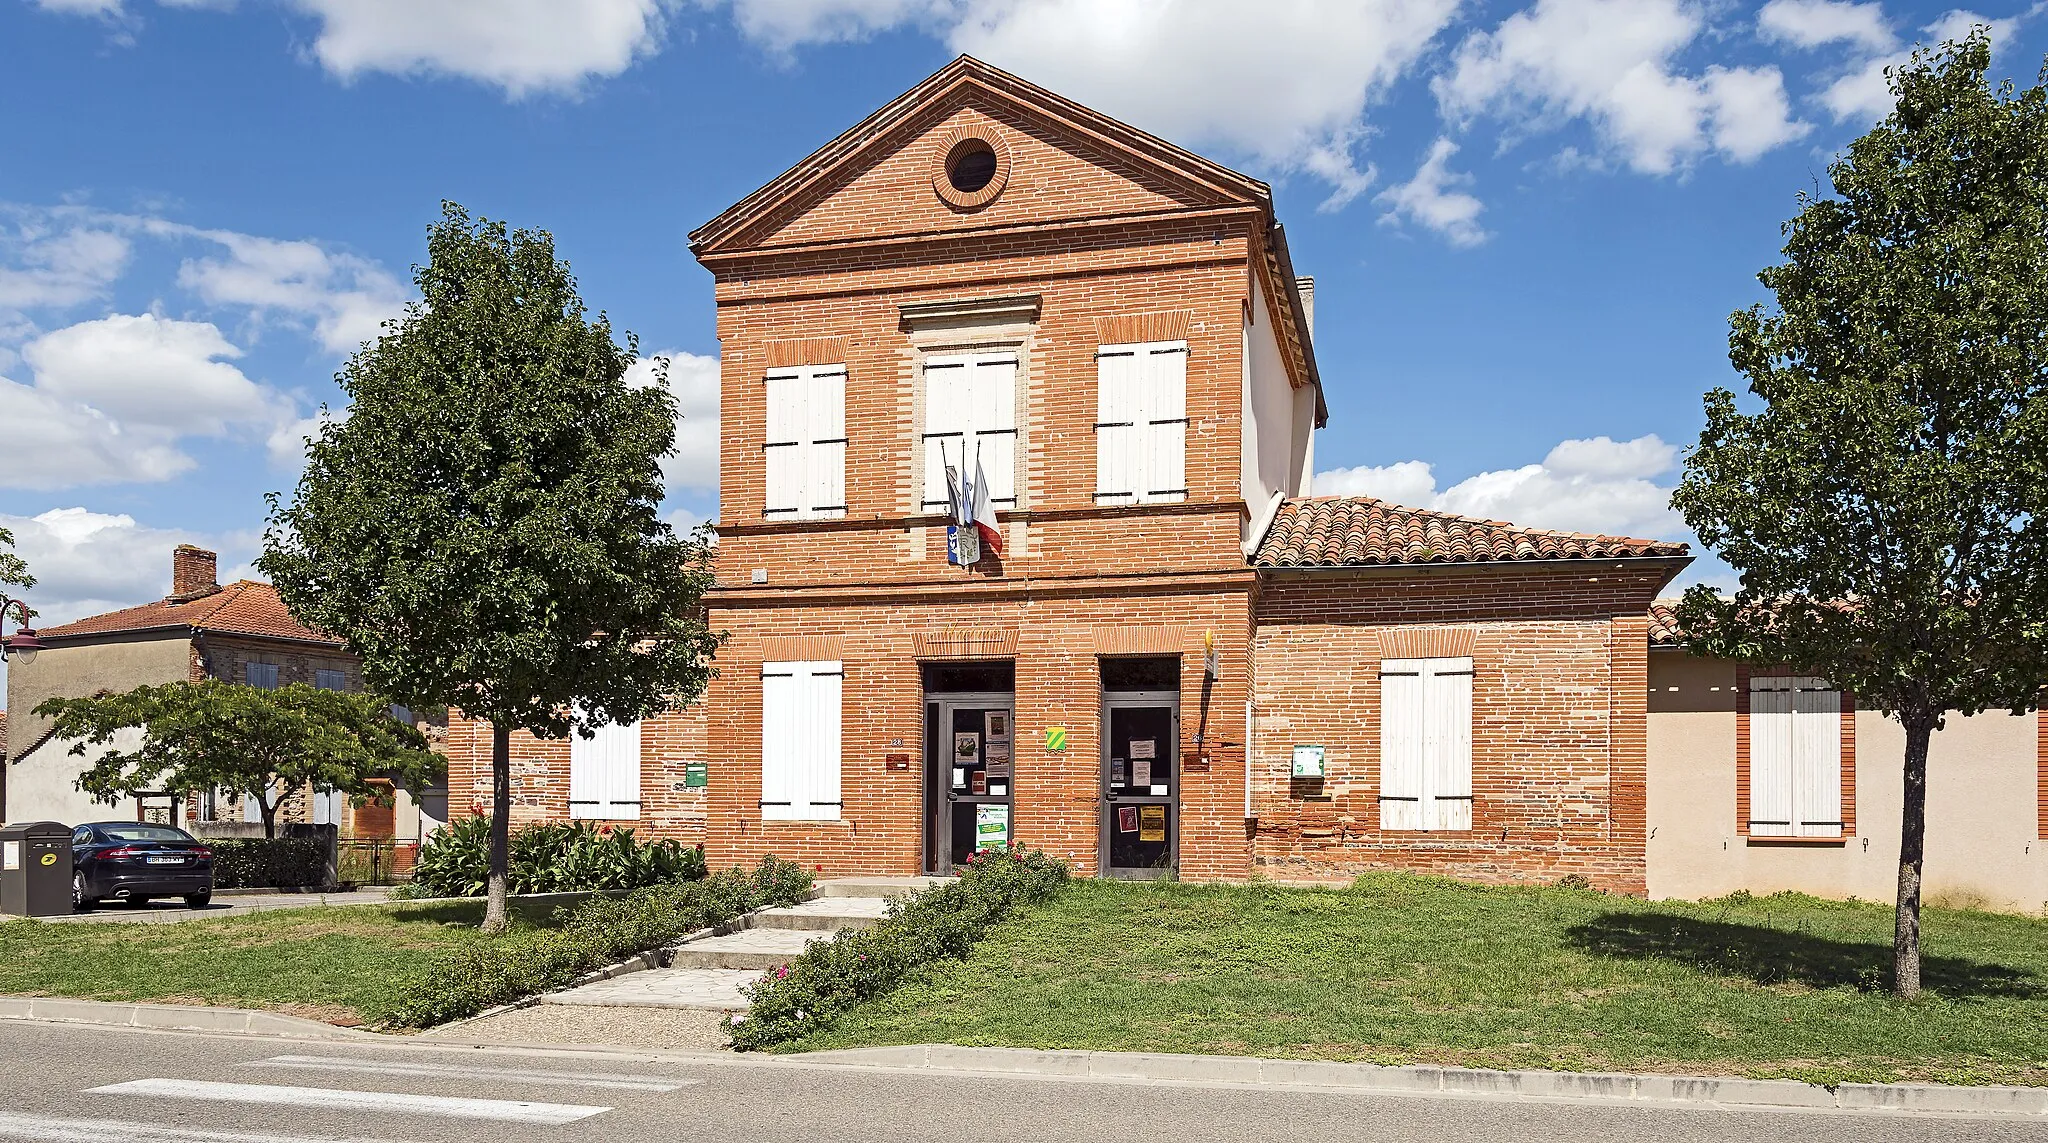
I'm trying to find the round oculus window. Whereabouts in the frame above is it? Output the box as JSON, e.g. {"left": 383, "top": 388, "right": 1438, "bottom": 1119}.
{"left": 946, "top": 139, "right": 999, "bottom": 194}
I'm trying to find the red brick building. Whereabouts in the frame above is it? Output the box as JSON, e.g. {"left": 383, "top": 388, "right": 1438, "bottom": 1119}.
{"left": 446, "top": 56, "right": 1690, "bottom": 892}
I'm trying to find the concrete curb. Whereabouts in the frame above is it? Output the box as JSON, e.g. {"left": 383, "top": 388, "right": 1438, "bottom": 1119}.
{"left": 795, "top": 1045, "right": 2048, "bottom": 1117}
{"left": 0, "top": 997, "right": 371, "bottom": 1040}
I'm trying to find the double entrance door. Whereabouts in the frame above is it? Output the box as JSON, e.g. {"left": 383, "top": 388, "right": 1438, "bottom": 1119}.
{"left": 1100, "top": 692, "right": 1178, "bottom": 879}
{"left": 924, "top": 692, "right": 1015, "bottom": 875}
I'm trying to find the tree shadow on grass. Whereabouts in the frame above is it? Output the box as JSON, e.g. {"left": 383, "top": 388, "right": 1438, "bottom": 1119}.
{"left": 1565, "top": 913, "right": 2038, "bottom": 999}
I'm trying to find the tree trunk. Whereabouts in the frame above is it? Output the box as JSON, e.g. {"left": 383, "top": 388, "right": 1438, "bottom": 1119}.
{"left": 259, "top": 789, "right": 277, "bottom": 840}
{"left": 482, "top": 723, "right": 512, "bottom": 934}
{"left": 1893, "top": 707, "right": 1934, "bottom": 998}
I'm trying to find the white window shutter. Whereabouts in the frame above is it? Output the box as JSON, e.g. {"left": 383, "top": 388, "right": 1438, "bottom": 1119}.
{"left": 806, "top": 662, "right": 844, "bottom": 818}
{"left": 807, "top": 367, "right": 847, "bottom": 519}
{"left": 1794, "top": 679, "right": 1843, "bottom": 837}
{"left": 570, "top": 718, "right": 642, "bottom": 820}
{"left": 970, "top": 354, "right": 1018, "bottom": 505}
{"left": 1379, "top": 660, "right": 1426, "bottom": 830}
{"left": 763, "top": 371, "right": 804, "bottom": 517}
{"left": 762, "top": 661, "right": 842, "bottom": 821}
{"left": 1143, "top": 344, "right": 1188, "bottom": 502}
{"left": 1748, "top": 678, "right": 1796, "bottom": 836}
{"left": 1427, "top": 659, "right": 1474, "bottom": 830}
{"left": 922, "top": 358, "right": 966, "bottom": 511}
{"left": 1095, "top": 350, "right": 1137, "bottom": 503}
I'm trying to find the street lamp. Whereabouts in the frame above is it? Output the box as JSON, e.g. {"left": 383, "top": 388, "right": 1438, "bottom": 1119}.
{"left": 1, "top": 593, "right": 41, "bottom": 823}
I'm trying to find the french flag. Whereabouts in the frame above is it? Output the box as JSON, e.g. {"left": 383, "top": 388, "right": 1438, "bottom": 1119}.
{"left": 970, "top": 449, "right": 1002, "bottom": 555}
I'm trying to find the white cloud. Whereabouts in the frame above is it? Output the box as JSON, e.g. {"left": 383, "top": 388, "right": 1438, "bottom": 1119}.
{"left": 0, "top": 508, "right": 215, "bottom": 625}
{"left": 629, "top": 350, "right": 720, "bottom": 494}
{"left": 1438, "top": 0, "right": 1809, "bottom": 175}
{"left": 0, "top": 215, "right": 132, "bottom": 319}
{"left": 31, "top": 0, "right": 124, "bottom": 13}
{"left": 284, "top": 0, "right": 673, "bottom": 96}
{"left": 723, "top": 0, "right": 949, "bottom": 51}
{"left": 1315, "top": 434, "right": 1685, "bottom": 541}
{"left": 1758, "top": 0, "right": 1896, "bottom": 53}
{"left": 1812, "top": 9, "right": 2016, "bottom": 123}
{"left": 1376, "top": 137, "right": 1488, "bottom": 247}
{"left": 1, "top": 315, "right": 301, "bottom": 490}
{"left": 174, "top": 230, "right": 407, "bottom": 354}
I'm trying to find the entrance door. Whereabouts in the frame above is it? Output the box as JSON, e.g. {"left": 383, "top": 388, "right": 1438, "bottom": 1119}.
{"left": 925, "top": 693, "right": 1016, "bottom": 874}
{"left": 1101, "top": 693, "right": 1178, "bottom": 879}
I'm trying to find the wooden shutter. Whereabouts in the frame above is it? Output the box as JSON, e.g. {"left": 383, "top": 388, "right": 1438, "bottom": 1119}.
{"left": 1426, "top": 658, "right": 1474, "bottom": 830}
{"left": 1094, "top": 349, "right": 1138, "bottom": 503}
{"left": 806, "top": 366, "right": 847, "bottom": 518}
{"left": 1794, "top": 679, "right": 1843, "bottom": 838}
{"left": 1141, "top": 342, "right": 1188, "bottom": 502}
{"left": 1379, "top": 659, "right": 1426, "bottom": 830}
{"left": 922, "top": 358, "right": 967, "bottom": 511}
{"left": 763, "top": 370, "right": 804, "bottom": 517}
{"left": 570, "top": 718, "right": 642, "bottom": 820}
{"left": 1748, "top": 677, "right": 1796, "bottom": 836}
{"left": 244, "top": 663, "right": 279, "bottom": 689}
{"left": 761, "top": 660, "right": 842, "bottom": 821}
{"left": 967, "top": 353, "right": 1018, "bottom": 505}
{"left": 314, "top": 669, "right": 347, "bottom": 691}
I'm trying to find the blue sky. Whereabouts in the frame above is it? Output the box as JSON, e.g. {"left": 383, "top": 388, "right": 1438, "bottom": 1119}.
{"left": 1, "top": 0, "right": 2040, "bottom": 675}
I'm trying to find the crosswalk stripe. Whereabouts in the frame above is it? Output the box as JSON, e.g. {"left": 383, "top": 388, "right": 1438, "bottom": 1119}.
{"left": 85, "top": 1080, "right": 610, "bottom": 1126}
{"left": 0, "top": 1110, "right": 417, "bottom": 1143}
{"left": 244, "top": 1055, "right": 691, "bottom": 1092}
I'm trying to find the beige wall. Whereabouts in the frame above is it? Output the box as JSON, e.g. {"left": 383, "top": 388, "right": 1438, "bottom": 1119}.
{"left": 12, "top": 727, "right": 145, "bottom": 826}
{"left": 1648, "top": 651, "right": 2048, "bottom": 913}
{"left": 5, "top": 636, "right": 191, "bottom": 765}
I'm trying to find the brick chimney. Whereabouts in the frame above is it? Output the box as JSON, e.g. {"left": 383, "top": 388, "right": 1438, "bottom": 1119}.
{"left": 171, "top": 545, "right": 219, "bottom": 599}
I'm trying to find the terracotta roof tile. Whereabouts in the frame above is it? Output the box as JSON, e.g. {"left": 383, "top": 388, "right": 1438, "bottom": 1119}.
{"left": 33, "top": 581, "right": 341, "bottom": 646}
{"left": 1253, "top": 496, "right": 1690, "bottom": 569}
{"left": 1648, "top": 599, "right": 1686, "bottom": 646}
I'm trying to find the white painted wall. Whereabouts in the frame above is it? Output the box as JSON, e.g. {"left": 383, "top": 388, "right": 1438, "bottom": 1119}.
{"left": 1241, "top": 272, "right": 1303, "bottom": 545}
{"left": 11, "top": 728, "right": 143, "bottom": 826}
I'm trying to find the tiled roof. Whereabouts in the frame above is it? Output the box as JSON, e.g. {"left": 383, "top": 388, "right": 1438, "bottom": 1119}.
{"left": 1648, "top": 599, "right": 1685, "bottom": 645}
{"left": 32, "top": 580, "right": 341, "bottom": 646}
{"left": 1253, "top": 496, "right": 1690, "bottom": 569}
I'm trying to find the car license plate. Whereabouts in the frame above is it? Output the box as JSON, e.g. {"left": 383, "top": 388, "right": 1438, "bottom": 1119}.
{"left": 146, "top": 856, "right": 182, "bottom": 865}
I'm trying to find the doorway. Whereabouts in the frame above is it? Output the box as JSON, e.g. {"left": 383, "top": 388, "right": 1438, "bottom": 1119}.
{"left": 922, "top": 662, "right": 1016, "bottom": 875}
{"left": 1100, "top": 657, "right": 1179, "bottom": 879}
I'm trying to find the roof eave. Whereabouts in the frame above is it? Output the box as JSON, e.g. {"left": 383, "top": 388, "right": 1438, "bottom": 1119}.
{"left": 1254, "top": 553, "right": 1694, "bottom": 576}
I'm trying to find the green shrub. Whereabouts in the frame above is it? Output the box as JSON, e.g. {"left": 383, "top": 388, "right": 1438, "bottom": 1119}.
{"left": 726, "top": 846, "right": 1068, "bottom": 1051}
{"left": 209, "top": 837, "right": 330, "bottom": 889}
{"left": 409, "top": 816, "right": 708, "bottom": 897}
{"left": 385, "top": 855, "right": 814, "bottom": 1028}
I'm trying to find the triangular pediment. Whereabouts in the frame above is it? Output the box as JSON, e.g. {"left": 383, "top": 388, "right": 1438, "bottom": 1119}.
{"left": 691, "top": 56, "right": 1273, "bottom": 256}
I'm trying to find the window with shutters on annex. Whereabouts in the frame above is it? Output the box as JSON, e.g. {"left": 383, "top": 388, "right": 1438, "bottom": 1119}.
{"left": 920, "top": 349, "right": 1018, "bottom": 514}
{"left": 1746, "top": 676, "right": 1846, "bottom": 839}
{"left": 763, "top": 363, "right": 847, "bottom": 520}
{"left": 1378, "top": 657, "right": 1474, "bottom": 832}
{"left": 1095, "top": 340, "right": 1188, "bottom": 506}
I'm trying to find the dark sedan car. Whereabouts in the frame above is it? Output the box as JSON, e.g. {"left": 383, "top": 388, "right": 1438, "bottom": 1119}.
{"left": 71, "top": 822, "right": 215, "bottom": 910}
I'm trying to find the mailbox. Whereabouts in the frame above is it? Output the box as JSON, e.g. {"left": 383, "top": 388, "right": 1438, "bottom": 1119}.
{"left": 0, "top": 821, "right": 74, "bottom": 917}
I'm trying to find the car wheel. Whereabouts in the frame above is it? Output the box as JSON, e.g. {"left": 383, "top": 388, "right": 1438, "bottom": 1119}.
{"left": 72, "top": 872, "right": 97, "bottom": 912}
{"left": 184, "top": 892, "right": 212, "bottom": 909}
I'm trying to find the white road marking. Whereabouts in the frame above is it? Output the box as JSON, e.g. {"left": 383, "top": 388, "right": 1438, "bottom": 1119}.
{"left": 243, "top": 1055, "right": 691, "bottom": 1092}
{"left": 0, "top": 1110, "right": 417, "bottom": 1143}
{"left": 85, "top": 1080, "right": 610, "bottom": 1125}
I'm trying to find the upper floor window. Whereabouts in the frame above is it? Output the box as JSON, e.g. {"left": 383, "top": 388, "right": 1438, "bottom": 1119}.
{"left": 920, "top": 350, "right": 1017, "bottom": 512}
{"left": 244, "top": 662, "right": 280, "bottom": 690}
{"left": 1748, "top": 676, "right": 1844, "bottom": 838}
{"left": 315, "top": 669, "right": 347, "bottom": 691}
{"left": 1095, "top": 340, "right": 1187, "bottom": 505}
{"left": 764, "top": 363, "right": 847, "bottom": 520}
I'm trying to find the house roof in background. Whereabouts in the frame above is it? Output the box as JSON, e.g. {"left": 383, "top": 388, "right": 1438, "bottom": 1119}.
{"left": 1649, "top": 599, "right": 1686, "bottom": 646}
{"left": 31, "top": 581, "right": 342, "bottom": 647}
{"left": 1253, "top": 496, "right": 1690, "bottom": 569}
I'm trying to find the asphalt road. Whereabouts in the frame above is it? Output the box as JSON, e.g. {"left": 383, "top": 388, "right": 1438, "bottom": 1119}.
{"left": 0, "top": 1020, "right": 2038, "bottom": 1143}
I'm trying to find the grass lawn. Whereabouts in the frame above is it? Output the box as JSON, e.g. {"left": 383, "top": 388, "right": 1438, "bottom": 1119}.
{"left": 0, "top": 900, "right": 565, "bottom": 1027}
{"left": 793, "top": 874, "right": 2048, "bottom": 1087}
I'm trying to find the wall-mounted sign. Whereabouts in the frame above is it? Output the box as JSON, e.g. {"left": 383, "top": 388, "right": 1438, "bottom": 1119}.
{"left": 1045, "top": 726, "right": 1067, "bottom": 752}
{"left": 885, "top": 754, "right": 911, "bottom": 771}
{"left": 684, "top": 761, "right": 709, "bottom": 788}
{"left": 2, "top": 842, "right": 16, "bottom": 871}
{"left": 1186, "top": 753, "right": 1211, "bottom": 773}
{"left": 1292, "top": 744, "right": 1326, "bottom": 779}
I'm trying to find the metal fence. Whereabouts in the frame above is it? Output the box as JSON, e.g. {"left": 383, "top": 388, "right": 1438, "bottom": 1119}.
{"left": 335, "top": 839, "right": 419, "bottom": 887}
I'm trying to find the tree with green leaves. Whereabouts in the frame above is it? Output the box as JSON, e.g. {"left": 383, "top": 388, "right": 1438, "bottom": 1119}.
{"left": 260, "top": 203, "right": 722, "bottom": 933}
{"left": 35, "top": 680, "right": 443, "bottom": 838}
{"left": 0, "top": 523, "right": 31, "bottom": 597}
{"left": 1673, "top": 32, "right": 2048, "bottom": 998}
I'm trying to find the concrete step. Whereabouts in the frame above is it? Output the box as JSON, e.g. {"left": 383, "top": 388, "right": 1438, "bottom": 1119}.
{"left": 666, "top": 926, "right": 841, "bottom": 970}
{"left": 541, "top": 967, "right": 761, "bottom": 1012}
{"left": 816, "top": 875, "right": 949, "bottom": 899}
{"left": 749, "top": 896, "right": 890, "bottom": 931}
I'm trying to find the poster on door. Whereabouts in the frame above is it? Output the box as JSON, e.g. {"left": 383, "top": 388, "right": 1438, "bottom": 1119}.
{"left": 984, "top": 741, "right": 1012, "bottom": 779}
{"left": 976, "top": 803, "right": 1010, "bottom": 851}
{"left": 1116, "top": 805, "right": 1138, "bottom": 833}
{"left": 1138, "top": 804, "right": 1166, "bottom": 842}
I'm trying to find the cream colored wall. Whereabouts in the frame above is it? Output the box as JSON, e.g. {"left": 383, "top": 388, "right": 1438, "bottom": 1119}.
{"left": 5, "top": 636, "right": 191, "bottom": 763}
{"left": 1648, "top": 651, "right": 2048, "bottom": 913}
{"left": 1239, "top": 272, "right": 1296, "bottom": 518}
{"left": 11, "top": 728, "right": 145, "bottom": 826}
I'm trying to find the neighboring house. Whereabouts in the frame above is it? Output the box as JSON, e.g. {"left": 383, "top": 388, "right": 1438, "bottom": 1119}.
{"left": 446, "top": 56, "right": 1691, "bottom": 893}
{"left": 1645, "top": 603, "right": 2048, "bottom": 914}
{"left": 4, "top": 544, "right": 440, "bottom": 848}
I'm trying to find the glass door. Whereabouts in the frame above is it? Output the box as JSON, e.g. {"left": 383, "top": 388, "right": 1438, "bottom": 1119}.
{"left": 1101, "top": 693, "right": 1177, "bottom": 879}
{"left": 926, "top": 694, "right": 1015, "bottom": 874}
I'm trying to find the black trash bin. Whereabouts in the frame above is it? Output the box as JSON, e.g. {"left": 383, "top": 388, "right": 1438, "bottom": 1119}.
{"left": 0, "top": 821, "right": 75, "bottom": 917}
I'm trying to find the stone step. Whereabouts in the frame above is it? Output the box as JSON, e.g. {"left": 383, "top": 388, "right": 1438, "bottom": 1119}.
{"left": 541, "top": 967, "right": 761, "bottom": 1012}
{"left": 666, "top": 926, "right": 841, "bottom": 970}
{"left": 749, "top": 896, "right": 891, "bottom": 931}
{"left": 816, "top": 875, "right": 949, "bottom": 899}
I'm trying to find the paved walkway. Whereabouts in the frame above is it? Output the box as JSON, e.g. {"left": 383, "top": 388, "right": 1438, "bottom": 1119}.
{"left": 41, "top": 888, "right": 401, "bottom": 925}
